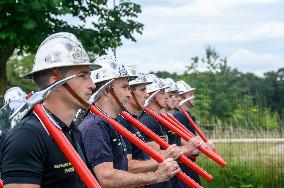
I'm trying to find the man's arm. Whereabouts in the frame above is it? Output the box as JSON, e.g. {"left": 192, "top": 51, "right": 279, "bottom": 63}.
{"left": 94, "top": 159, "right": 180, "bottom": 188}
{"left": 147, "top": 141, "right": 183, "bottom": 160}
{"left": 179, "top": 137, "right": 202, "bottom": 156}
{"left": 127, "top": 154, "right": 159, "bottom": 174}
{"left": 4, "top": 184, "right": 40, "bottom": 188}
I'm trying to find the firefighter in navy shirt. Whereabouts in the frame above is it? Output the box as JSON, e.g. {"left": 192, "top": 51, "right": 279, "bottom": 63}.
{"left": 1, "top": 32, "right": 100, "bottom": 188}
{"left": 139, "top": 75, "right": 202, "bottom": 188}
{"left": 175, "top": 80, "right": 216, "bottom": 186}
{"left": 80, "top": 55, "right": 181, "bottom": 187}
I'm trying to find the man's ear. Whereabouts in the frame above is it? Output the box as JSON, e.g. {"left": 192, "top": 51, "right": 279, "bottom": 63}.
{"left": 48, "top": 74, "right": 58, "bottom": 85}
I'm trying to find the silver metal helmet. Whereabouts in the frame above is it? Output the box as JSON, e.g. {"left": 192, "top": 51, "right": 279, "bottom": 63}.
{"left": 176, "top": 80, "right": 195, "bottom": 94}
{"left": 24, "top": 32, "right": 101, "bottom": 78}
{"left": 2, "top": 87, "right": 27, "bottom": 129}
{"left": 145, "top": 74, "right": 168, "bottom": 94}
{"left": 127, "top": 66, "right": 152, "bottom": 86}
{"left": 4, "top": 87, "right": 27, "bottom": 109}
{"left": 162, "top": 78, "right": 179, "bottom": 93}
{"left": 91, "top": 55, "right": 137, "bottom": 83}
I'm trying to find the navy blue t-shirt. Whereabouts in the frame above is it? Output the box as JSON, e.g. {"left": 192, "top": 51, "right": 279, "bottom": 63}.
{"left": 1, "top": 112, "right": 86, "bottom": 188}
{"left": 139, "top": 112, "right": 168, "bottom": 144}
{"left": 116, "top": 114, "right": 149, "bottom": 160}
{"left": 173, "top": 109, "right": 196, "bottom": 136}
{"left": 166, "top": 125, "right": 182, "bottom": 146}
{"left": 173, "top": 109, "right": 201, "bottom": 186}
{"left": 139, "top": 111, "right": 173, "bottom": 188}
{"left": 80, "top": 113, "right": 128, "bottom": 171}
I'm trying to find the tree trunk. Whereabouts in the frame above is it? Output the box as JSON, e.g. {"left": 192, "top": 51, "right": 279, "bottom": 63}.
{"left": 0, "top": 46, "right": 15, "bottom": 107}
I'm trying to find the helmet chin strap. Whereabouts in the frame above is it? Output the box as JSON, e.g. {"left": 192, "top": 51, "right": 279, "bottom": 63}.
{"left": 187, "top": 101, "right": 194, "bottom": 108}
{"left": 165, "top": 103, "right": 173, "bottom": 111}
{"left": 52, "top": 69, "right": 89, "bottom": 110}
{"left": 153, "top": 95, "right": 163, "bottom": 110}
{"left": 108, "top": 86, "right": 126, "bottom": 111}
{"left": 130, "top": 91, "right": 142, "bottom": 111}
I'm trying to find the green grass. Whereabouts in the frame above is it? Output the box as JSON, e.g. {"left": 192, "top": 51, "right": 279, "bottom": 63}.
{"left": 195, "top": 143, "right": 284, "bottom": 188}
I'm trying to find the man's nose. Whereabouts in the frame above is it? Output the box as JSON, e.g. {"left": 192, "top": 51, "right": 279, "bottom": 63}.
{"left": 88, "top": 77, "right": 96, "bottom": 90}
{"left": 126, "top": 88, "right": 131, "bottom": 98}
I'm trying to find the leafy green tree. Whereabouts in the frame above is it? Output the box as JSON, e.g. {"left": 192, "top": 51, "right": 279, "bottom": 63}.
{"left": 6, "top": 54, "right": 36, "bottom": 93}
{"left": 0, "top": 0, "right": 143, "bottom": 105}
{"left": 151, "top": 45, "right": 284, "bottom": 130}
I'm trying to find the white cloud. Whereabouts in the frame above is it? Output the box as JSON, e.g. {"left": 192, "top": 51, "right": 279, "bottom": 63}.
{"left": 228, "top": 49, "right": 284, "bottom": 76}
{"left": 139, "top": 0, "right": 284, "bottom": 44}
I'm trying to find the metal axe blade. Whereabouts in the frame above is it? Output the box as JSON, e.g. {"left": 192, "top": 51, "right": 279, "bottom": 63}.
{"left": 89, "top": 79, "right": 114, "bottom": 104}
{"left": 10, "top": 75, "right": 76, "bottom": 125}
{"left": 144, "top": 90, "right": 159, "bottom": 108}
{"left": 178, "top": 96, "right": 194, "bottom": 107}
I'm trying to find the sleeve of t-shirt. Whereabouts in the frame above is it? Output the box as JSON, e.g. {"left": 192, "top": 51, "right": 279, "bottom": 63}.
{"left": 1, "top": 126, "right": 46, "bottom": 185}
{"left": 139, "top": 117, "right": 160, "bottom": 143}
{"left": 81, "top": 121, "right": 114, "bottom": 168}
{"left": 174, "top": 112, "right": 196, "bottom": 135}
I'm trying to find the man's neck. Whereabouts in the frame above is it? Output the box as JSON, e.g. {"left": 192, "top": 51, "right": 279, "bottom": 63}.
{"left": 95, "top": 99, "right": 119, "bottom": 118}
{"left": 44, "top": 95, "right": 76, "bottom": 127}
{"left": 126, "top": 103, "right": 139, "bottom": 115}
{"left": 148, "top": 102, "right": 162, "bottom": 114}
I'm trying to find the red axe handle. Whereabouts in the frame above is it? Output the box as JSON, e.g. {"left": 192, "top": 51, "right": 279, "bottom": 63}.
{"left": 144, "top": 107, "right": 226, "bottom": 167}
{"left": 33, "top": 103, "right": 101, "bottom": 188}
{"left": 178, "top": 107, "right": 208, "bottom": 142}
{"left": 120, "top": 111, "right": 212, "bottom": 182}
{"left": 167, "top": 113, "right": 195, "bottom": 137}
{"left": 89, "top": 105, "right": 202, "bottom": 188}
{"left": 178, "top": 107, "right": 225, "bottom": 161}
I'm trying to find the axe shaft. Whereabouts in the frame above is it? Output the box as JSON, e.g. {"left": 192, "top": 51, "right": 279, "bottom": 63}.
{"left": 165, "top": 113, "right": 194, "bottom": 137}
{"left": 61, "top": 82, "right": 200, "bottom": 187}
{"left": 178, "top": 107, "right": 224, "bottom": 161}
{"left": 144, "top": 107, "right": 226, "bottom": 167}
{"left": 167, "top": 113, "right": 195, "bottom": 137}
{"left": 33, "top": 103, "right": 101, "bottom": 188}
{"left": 120, "top": 111, "right": 212, "bottom": 182}
{"left": 89, "top": 105, "right": 202, "bottom": 188}
{"left": 178, "top": 107, "right": 208, "bottom": 142}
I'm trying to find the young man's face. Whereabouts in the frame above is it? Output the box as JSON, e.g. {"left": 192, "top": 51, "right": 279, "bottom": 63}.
{"left": 166, "top": 91, "right": 179, "bottom": 110}
{"left": 64, "top": 66, "right": 95, "bottom": 108}
{"left": 154, "top": 89, "right": 168, "bottom": 109}
{"left": 112, "top": 77, "right": 131, "bottom": 108}
{"left": 129, "top": 84, "right": 149, "bottom": 109}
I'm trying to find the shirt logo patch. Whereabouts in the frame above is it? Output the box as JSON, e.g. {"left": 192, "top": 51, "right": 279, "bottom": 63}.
{"left": 54, "top": 162, "right": 75, "bottom": 173}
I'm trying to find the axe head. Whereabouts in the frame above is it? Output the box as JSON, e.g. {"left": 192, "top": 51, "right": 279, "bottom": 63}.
{"left": 0, "top": 104, "right": 13, "bottom": 134}
{"left": 9, "top": 75, "right": 76, "bottom": 126}
{"left": 0, "top": 87, "right": 28, "bottom": 133}
{"left": 89, "top": 79, "right": 114, "bottom": 104}
{"left": 144, "top": 90, "right": 159, "bottom": 108}
{"left": 178, "top": 96, "right": 194, "bottom": 107}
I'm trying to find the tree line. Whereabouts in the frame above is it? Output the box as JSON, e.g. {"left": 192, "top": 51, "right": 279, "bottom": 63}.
{"left": 155, "top": 46, "right": 284, "bottom": 130}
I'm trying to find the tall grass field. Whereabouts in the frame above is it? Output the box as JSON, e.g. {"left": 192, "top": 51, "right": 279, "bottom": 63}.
{"left": 197, "top": 138, "right": 284, "bottom": 188}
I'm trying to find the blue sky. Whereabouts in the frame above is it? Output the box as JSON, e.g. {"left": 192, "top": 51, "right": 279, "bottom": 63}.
{"left": 113, "top": 0, "right": 284, "bottom": 76}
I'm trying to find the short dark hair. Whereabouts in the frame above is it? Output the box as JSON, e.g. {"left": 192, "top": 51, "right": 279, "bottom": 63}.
{"left": 130, "top": 84, "right": 138, "bottom": 91}
{"left": 33, "top": 67, "right": 73, "bottom": 90}
{"left": 93, "top": 80, "right": 109, "bottom": 93}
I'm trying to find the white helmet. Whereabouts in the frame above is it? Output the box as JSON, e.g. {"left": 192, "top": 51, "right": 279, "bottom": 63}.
{"left": 145, "top": 74, "right": 168, "bottom": 94}
{"left": 3, "top": 87, "right": 27, "bottom": 128}
{"left": 127, "top": 66, "right": 152, "bottom": 86}
{"left": 25, "top": 32, "right": 101, "bottom": 78}
{"left": 4, "top": 87, "right": 27, "bottom": 107}
{"left": 176, "top": 80, "right": 195, "bottom": 94}
{"left": 162, "top": 78, "right": 178, "bottom": 93}
{"left": 91, "top": 55, "right": 137, "bottom": 83}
